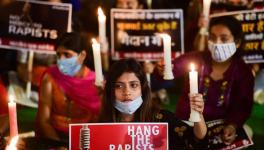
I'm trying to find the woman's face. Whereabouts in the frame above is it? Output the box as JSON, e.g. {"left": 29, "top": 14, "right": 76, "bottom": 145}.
{"left": 116, "top": 0, "right": 140, "bottom": 9}
{"left": 114, "top": 72, "right": 142, "bottom": 102}
{"left": 209, "top": 24, "right": 235, "bottom": 44}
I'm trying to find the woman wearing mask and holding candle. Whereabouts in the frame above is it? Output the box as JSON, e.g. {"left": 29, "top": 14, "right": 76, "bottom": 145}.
{"left": 147, "top": 16, "right": 254, "bottom": 147}
{"left": 36, "top": 32, "right": 101, "bottom": 148}
{"left": 99, "top": 58, "right": 207, "bottom": 150}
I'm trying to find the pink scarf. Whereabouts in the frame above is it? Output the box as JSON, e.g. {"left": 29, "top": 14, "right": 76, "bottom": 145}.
{"left": 46, "top": 66, "right": 101, "bottom": 114}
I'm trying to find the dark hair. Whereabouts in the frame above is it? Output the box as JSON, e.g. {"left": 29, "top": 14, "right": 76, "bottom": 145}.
{"left": 99, "top": 58, "right": 158, "bottom": 122}
{"left": 114, "top": 0, "right": 148, "bottom": 9}
{"left": 209, "top": 16, "right": 243, "bottom": 44}
{"left": 55, "top": 32, "right": 86, "bottom": 54}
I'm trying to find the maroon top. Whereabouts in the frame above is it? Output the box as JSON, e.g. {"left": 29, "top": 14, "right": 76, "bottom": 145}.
{"left": 173, "top": 51, "right": 254, "bottom": 127}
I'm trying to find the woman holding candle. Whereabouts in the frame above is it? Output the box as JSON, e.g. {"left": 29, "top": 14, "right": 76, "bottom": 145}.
{"left": 36, "top": 32, "right": 101, "bottom": 146}
{"left": 99, "top": 58, "right": 207, "bottom": 150}
{"left": 149, "top": 16, "right": 254, "bottom": 147}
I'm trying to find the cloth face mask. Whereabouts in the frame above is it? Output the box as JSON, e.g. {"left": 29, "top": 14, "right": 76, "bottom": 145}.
{"left": 208, "top": 42, "right": 237, "bottom": 62}
{"left": 114, "top": 96, "right": 143, "bottom": 115}
{"left": 57, "top": 56, "right": 81, "bottom": 76}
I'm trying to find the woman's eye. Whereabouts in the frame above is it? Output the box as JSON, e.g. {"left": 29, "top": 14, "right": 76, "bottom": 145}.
{"left": 114, "top": 83, "right": 123, "bottom": 89}
{"left": 221, "top": 38, "right": 229, "bottom": 43}
{"left": 130, "top": 83, "right": 139, "bottom": 89}
{"left": 65, "top": 53, "right": 72, "bottom": 58}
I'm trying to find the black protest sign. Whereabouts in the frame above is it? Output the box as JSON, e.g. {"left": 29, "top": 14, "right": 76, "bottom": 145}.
{"left": 0, "top": 0, "right": 72, "bottom": 53}
{"left": 111, "top": 9, "right": 184, "bottom": 61}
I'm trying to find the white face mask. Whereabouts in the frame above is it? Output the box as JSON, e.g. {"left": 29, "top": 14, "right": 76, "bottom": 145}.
{"left": 208, "top": 42, "right": 237, "bottom": 62}
{"left": 114, "top": 96, "right": 143, "bottom": 115}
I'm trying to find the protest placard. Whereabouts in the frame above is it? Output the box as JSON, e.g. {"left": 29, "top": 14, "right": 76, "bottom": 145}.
{"left": 0, "top": 0, "right": 72, "bottom": 53}
{"left": 70, "top": 123, "right": 168, "bottom": 150}
{"left": 111, "top": 9, "right": 184, "bottom": 61}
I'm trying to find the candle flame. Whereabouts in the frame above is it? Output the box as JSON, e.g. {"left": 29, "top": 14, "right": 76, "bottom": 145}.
{"left": 190, "top": 63, "right": 195, "bottom": 71}
{"left": 98, "top": 7, "right": 105, "bottom": 17}
{"left": 9, "top": 95, "right": 15, "bottom": 103}
{"left": 6, "top": 136, "right": 19, "bottom": 150}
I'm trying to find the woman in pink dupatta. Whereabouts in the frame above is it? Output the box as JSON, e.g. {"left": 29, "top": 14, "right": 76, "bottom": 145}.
{"left": 36, "top": 32, "right": 101, "bottom": 145}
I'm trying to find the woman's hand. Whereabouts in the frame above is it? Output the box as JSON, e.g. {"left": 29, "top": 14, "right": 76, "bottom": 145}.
{"left": 198, "top": 14, "right": 209, "bottom": 29}
{"left": 17, "top": 138, "right": 26, "bottom": 150}
{"left": 189, "top": 93, "right": 204, "bottom": 114}
{"left": 222, "top": 124, "right": 237, "bottom": 145}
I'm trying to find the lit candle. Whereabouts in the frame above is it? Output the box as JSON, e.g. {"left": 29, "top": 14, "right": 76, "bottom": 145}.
{"left": 98, "top": 7, "right": 109, "bottom": 72}
{"left": 98, "top": 7, "right": 106, "bottom": 44}
{"left": 8, "top": 95, "right": 18, "bottom": 138}
{"left": 92, "top": 38, "right": 104, "bottom": 86}
{"left": 203, "top": 0, "right": 212, "bottom": 18}
{"left": 159, "top": 34, "right": 174, "bottom": 80}
{"left": 189, "top": 63, "right": 201, "bottom": 122}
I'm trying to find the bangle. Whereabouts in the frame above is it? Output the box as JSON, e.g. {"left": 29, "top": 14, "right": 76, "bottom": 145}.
{"left": 199, "top": 27, "right": 209, "bottom": 36}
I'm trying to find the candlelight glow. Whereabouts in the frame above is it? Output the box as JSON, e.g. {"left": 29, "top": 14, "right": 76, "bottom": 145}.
{"left": 5, "top": 135, "right": 18, "bottom": 150}
{"left": 9, "top": 95, "right": 15, "bottom": 103}
{"left": 190, "top": 63, "right": 195, "bottom": 72}
{"left": 98, "top": 7, "right": 106, "bottom": 21}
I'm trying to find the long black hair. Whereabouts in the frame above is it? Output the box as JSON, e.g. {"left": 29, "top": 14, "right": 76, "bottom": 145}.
{"left": 99, "top": 58, "right": 159, "bottom": 122}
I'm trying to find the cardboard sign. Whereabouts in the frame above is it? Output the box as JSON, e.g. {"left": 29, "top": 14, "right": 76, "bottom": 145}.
{"left": 0, "top": 0, "right": 72, "bottom": 53}
{"left": 111, "top": 9, "right": 184, "bottom": 61}
{"left": 211, "top": 10, "right": 264, "bottom": 63}
{"left": 70, "top": 123, "right": 168, "bottom": 150}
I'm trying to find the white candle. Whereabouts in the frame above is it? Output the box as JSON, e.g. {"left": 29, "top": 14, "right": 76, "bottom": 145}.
{"left": 8, "top": 95, "right": 18, "bottom": 138}
{"left": 203, "top": 0, "right": 212, "bottom": 17}
{"left": 98, "top": 7, "right": 106, "bottom": 44}
{"left": 26, "top": 51, "right": 34, "bottom": 98}
{"left": 189, "top": 63, "right": 201, "bottom": 122}
{"left": 92, "top": 38, "right": 104, "bottom": 86}
{"left": 159, "top": 34, "right": 174, "bottom": 80}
